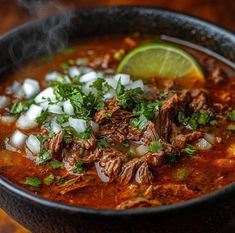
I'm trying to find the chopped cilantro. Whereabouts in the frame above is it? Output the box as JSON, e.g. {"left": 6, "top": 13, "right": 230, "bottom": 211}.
{"left": 116, "top": 79, "right": 143, "bottom": 110}
{"left": 227, "top": 110, "right": 235, "bottom": 121}
{"left": 122, "top": 140, "right": 130, "bottom": 148}
{"left": 36, "top": 110, "right": 49, "bottom": 124}
{"left": 96, "top": 139, "right": 110, "bottom": 148}
{"left": 73, "top": 160, "right": 85, "bottom": 174}
{"left": 48, "top": 131, "right": 56, "bottom": 139}
{"left": 183, "top": 144, "right": 197, "bottom": 155}
{"left": 60, "top": 63, "right": 69, "bottom": 70}
{"left": 126, "top": 151, "right": 135, "bottom": 158}
{"left": 43, "top": 174, "right": 55, "bottom": 186}
{"left": 24, "top": 177, "right": 41, "bottom": 188}
{"left": 92, "top": 78, "right": 111, "bottom": 94}
{"left": 62, "top": 131, "right": 73, "bottom": 144}
{"left": 11, "top": 100, "right": 34, "bottom": 115}
{"left": 149, "top": 141, "right": 163, "bottom": 153}
{"left": 49, "top": 161, "right": 64, "bottom": 169}
{"left": 36, "top": 134, "right": 47, "bottom": 144}
{"left": 55, "top": 176, "right": 69, "bottom": 185}
{"left": 56, "top": 115, "right": 69, "bottom": 125}
{"left": 36, "top": 149, "right": 51, "bottom": 164}
{"left": 130, "top": 115, "right": 148, "bottom": 130}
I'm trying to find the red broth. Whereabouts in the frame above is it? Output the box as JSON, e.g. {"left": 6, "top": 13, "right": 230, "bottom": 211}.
{"left": 0, "top": 35, "right": 235, "bottom": 209}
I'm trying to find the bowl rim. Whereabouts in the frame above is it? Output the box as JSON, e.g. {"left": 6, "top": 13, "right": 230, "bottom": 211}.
{"left": 0, "top": 6, "right": 235, "bottom": 216}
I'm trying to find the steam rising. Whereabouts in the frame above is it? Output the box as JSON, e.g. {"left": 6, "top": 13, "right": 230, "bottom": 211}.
{"left": 9, "top": 0, "right": 74, "bottom": 67}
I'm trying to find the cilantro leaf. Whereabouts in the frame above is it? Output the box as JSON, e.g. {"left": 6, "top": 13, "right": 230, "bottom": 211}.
{"left": 49, "top": 161, "right": 64, "bottom": 169}
{"left": 73, "top": 160, "right": 85, "bottom": 174}
{"left": 227, "top": 110, "right": 235, "bottom": 121}
{"left": 36, "top": 110, "right": 49, "bottom": 124}
{"left": 149, "top": 141, "right": 163, "bottom": 153}
{"left": 96, "top": 139, "right": 110, "bottom": 148}
{"left": 24, "top": 177, "right": 41, "bottom": 188}
{"left": 183, "top": 144, "right": 197, "bottom": 155}
{"left": 43, "top": 174, "right": 55, "bottom": 186}
{"left": 130, "top": 114, "right": 148, "bottom": 130}
{"left": 36, "top": 149, "right": 51, "bottom": 164}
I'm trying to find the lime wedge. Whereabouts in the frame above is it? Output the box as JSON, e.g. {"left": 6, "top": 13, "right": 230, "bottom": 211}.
{"left": 116, "top": 42, "right": 205, "bottom": 82}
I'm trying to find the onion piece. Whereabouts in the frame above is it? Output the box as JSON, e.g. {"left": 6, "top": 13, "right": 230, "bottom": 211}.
{"left": 69, "top": 66, "right": 80, "bottom": 78}
{"left": 26, "top": 135, "right": 41, "bottom": 154}
{"left": 0, "top": 96, "right": 10, "bottom": 108}
{"left": 204, "top": 133, "right": 215, "bottom": 145}
{"left": 63, "top": 100, "right": 74, "bottom": 115}
{"left": 69, "top": 117, "right": 87, "bottom": 133}
{"left": 136, "top": 145, "right": 149, "bottom": 156}
{"left": 126, "top": 80, "right": 144, "bottom": 91}
{"left": 51, "top": 119, "right": 62, "bottom": 134}
{"left": 35, "top": 87, "right": 56, "bottom": 103}
{"left": 10, "top": 130, "right": 27, "bottom": 148}
{"left": 105, "top": 77, "right": 117, "bottom": 89}
{"left": 114, "top": 73, "right": 130, "bottom": 85}
{"left": 90, "top": 121, "right": 99, "bottom": 134}
{"left": 4, "top": 138, "right": 17, "bottom": 152}
{"left": 0, "top": 115, "right": 16, "bottom": 125}
{"left": 40, "top": 101, "right": 50, "bottom": 110}
{"left": 25, "top": 104, "right": 43, "bottom": 121}
{"left": 48, "top": 104, "right": 63, "bottom": 114}
{"left": 45, "top": 71, "right": 60, "bottom": 82}
{"left": 16, "top": 115, "right": 38, "bottom": 130}
{"left": 103, "top": 90, "right": 115, "bottom": 100}
{"left": 22, "top": 79, "right": 40, "bottom": 99}
{"left": 195, "top": 138, "right": 212, "bottom": 150}
{"left": 95, "top": 162, "right": 110, "bottom": 183}
{"left": 80, "top": 71, "right": 98, "bottom": 83}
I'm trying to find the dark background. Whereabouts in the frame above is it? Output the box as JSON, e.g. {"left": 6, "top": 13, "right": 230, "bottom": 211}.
{"left": 0, "top": 0, "right": 234, "bottom": 232}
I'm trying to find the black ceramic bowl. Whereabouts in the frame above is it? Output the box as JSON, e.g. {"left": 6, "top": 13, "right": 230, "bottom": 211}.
{"left": 0, "top": 7, "right": 235, "bottom": 233}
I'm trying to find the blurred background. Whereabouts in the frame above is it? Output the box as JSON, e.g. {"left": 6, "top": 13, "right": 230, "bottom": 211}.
{"left": 0, "top": 0, "right": 234, "bottom": 232}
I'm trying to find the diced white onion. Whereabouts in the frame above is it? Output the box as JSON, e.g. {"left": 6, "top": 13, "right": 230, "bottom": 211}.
{"left": 114, "top": 73, "right": 131, "bottom": 85}
{"left": 48, "top": 104, "right": 63, "bottom": 114}
{"left": 0, "top": 115, "right": 16, "bottom": 125}
{"left": 16, "top": 115, "right": 38, "bottom": 130}
{"left": 5, "top": 81, "right": 21, "bottom": 94}
{"left": 40, "top": 101, "right": 50, "bottom": 110}
{"left": 10, "top": 130, "right": 27, "bottom": 148}
{"left": 82, "top": 82, "right": 97, "bottom": 95}
{"left": 51, "top": 119, "right": 61, "bottom": 133}
{"left": 0, "top": 96, "right": 10, "bottom": 108}
{"left": 68, "top": 66, "right": 80, "bottom": 78}
{"left": 63, "top": 100, "right": 74, "bottom": 115}
{"left": 26, "top": 135, "right": 41, "bottom": 154}
{"left": 25, "top": 104, "right": 43, "bottom": 121}
{"left": 136, "top": 145, "right": 149, "bottom": 156}
{"left": 80, "top": 71, "right": 98, "bottom": 83}
{"left": 45, "top": 71, "right": 60, "bottom": 82}
{"left": 4, "top": 138, "right": 17, "bottom": 152}
{"left": 90, "top": 121, "right": 99, "bottom": 134}
{"left": 22, "top": 79, "right": 40, "bottom": 99}
{"left": 195, "top": 138, "right": 212, "bottom": 150}
{"left": 69, "top": 117, "right": 87, "bottom": 133}
{"left": 105, "top": 77, "right": 117, "bottom": 89}
{"left": 103, "top": 91, "right": 115, "bottom": 100}
{"left": 35, "top": 87, "right": 56, "bottom": 103}
{"left": 204, "top": 133, "right": 215, "bottom": 145}
{"left": 126, "top": 80, "right": 144, "bottom": 91}
{"left": 95, "top": 162, "right": 110, "bottom": 183}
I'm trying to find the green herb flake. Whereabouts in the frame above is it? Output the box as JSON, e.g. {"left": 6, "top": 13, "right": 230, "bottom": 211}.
{"left": 126, "top": 151, "right": 135, "bottom": 158}
{"left": 43, "top": 174, "right": 55, "bottom": 186}
{"left": 36, "top": 134, "right": 47, "bottom": 144}
{"left": 149, "top": 141, "right": 163, "bottom": 153}
{"left": 24, "top": 177, "right": 41, "bottom": 188}
{"left": 60, "top": 63, "right": 69, "bottom": 70}
{"left": 122, "top": 140, "right": 130, "bottom": 148}
{"left": 36, "top": 110, "right": 49, "bottom": 124}
{"left": 130, "top": 114, "right": 148, "bottom": 130}
{"left": 183, "top": 144, "right": 197, "bottom": 156}
{"left": 96, "top": 139, "right": 110, "bottom": 148}
{"left": 227, "top": 110, "right": 235, "bottom": 121}
{"left": 36, "top": 149, "right": 51, "bottom": 165}
{"left": 73, "top": 160, "right": 85, "bottom": 174}
{"left": 49, "top": 161, "right": 64, "bottom": 169}
{"left": 55, "top": 176, "right": 69, "bottom": 186}
{"left": 11, "top": 100, "right": 34, "bottom": 115}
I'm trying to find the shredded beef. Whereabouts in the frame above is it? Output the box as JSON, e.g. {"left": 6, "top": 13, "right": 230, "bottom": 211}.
{"left": 49, "top": 131, "right": 63, "bottom": 160}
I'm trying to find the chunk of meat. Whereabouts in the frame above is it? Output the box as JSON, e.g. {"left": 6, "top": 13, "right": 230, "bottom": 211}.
{"left": 49, "top": 131, "right": 63, "bottom": 160}
{"left": 140, "top": 121, "right": 159, "bottom": 145}
{"left": 135, "top": 162, "right": 153, "bottom": 184}
{"left": 172, "top": 131, "right": 203, "bottom": 149}
{"left": 189, "top": 89, "right": 212, "bottom": 112}
{"left": 157, "top": 91, "right": 191, "bottom": 142}
{"left": 116, "top": 197, "right": 161, "bottom": 210}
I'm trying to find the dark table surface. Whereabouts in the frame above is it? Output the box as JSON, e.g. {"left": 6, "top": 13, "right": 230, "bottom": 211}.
{"left": 0, "top": 0, "right": 234, "bottom": 232}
